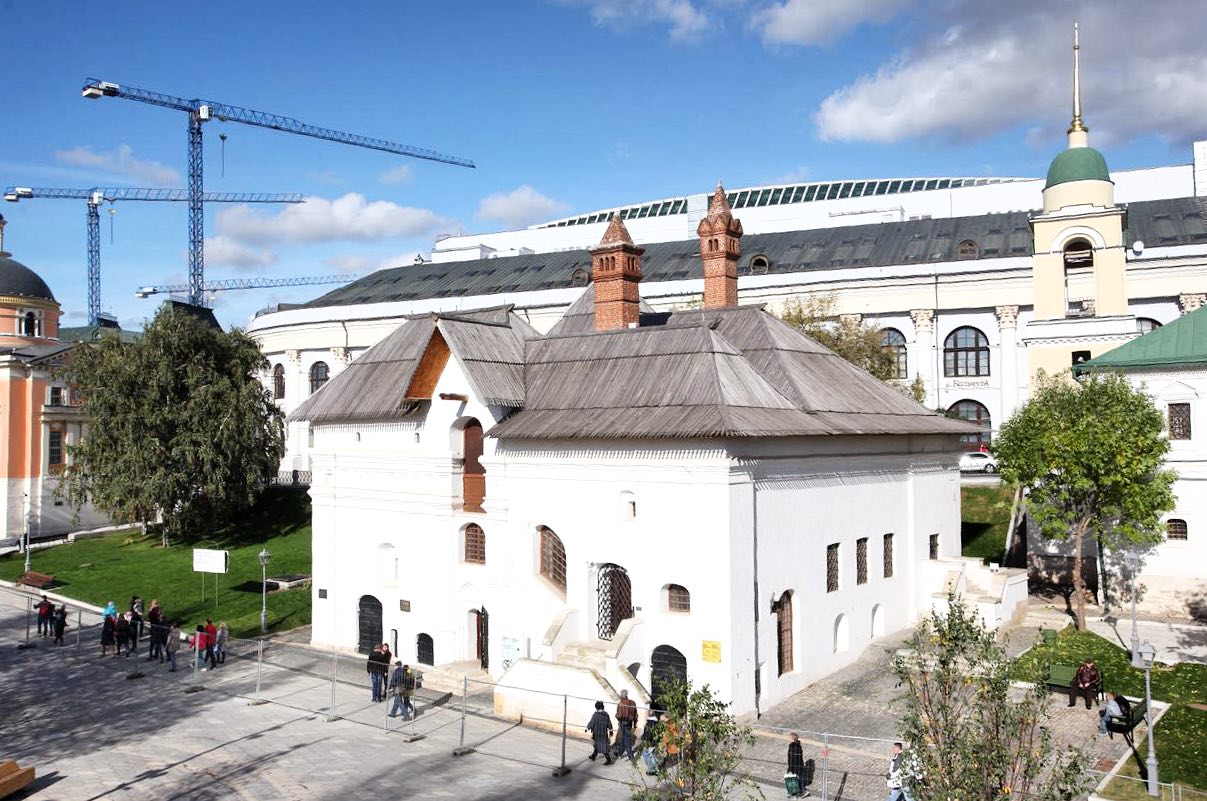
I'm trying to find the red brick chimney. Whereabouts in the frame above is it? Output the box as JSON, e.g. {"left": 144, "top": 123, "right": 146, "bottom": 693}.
{"left": 592, "top": 215, "right": 645, "bottom": 331}
{"left": 697, "top": 183, "right": 743, "bottom": 308}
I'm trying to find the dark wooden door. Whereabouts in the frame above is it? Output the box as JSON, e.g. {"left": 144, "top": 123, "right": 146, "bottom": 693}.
{"left": 650, "top": 645, "right": 687, "bottom": 710}
{"left": 476, "top": 606, "right": 489, "bottom": 671}
{"left": 416, "top": 633, "right": 434, "bottom": 665}
{"left": 463, "top": 420, "right": 485, "bottom": 511}
{"left": 596, "top": 564, "right": 633, "bottom": 641}
{"left": 357, "top": 595, "right": 383, "bottom": 655}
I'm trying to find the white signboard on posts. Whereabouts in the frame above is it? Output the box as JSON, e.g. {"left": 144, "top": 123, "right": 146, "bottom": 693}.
{"left": 192, "top": 548, "right": 229, "bottom": 574}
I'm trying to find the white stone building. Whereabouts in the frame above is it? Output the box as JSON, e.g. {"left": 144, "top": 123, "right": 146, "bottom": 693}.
{"left": 291, "top": 203, "right": 1027, "bottom": 718}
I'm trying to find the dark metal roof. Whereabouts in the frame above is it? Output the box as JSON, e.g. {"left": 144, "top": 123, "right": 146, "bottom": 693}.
{"left": 0, "top": 253, "right": 55, "bottom": 302}
{"left": 301, "top": 197, "right": 1207, "bottom": 310}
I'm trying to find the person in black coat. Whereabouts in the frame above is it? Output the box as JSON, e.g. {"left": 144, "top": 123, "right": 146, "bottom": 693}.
{"left": 586, "top": 701, "right": 614, "bottom": 765}
{"left": 787, "top": 732, "right": 811, "bottom": 797}
{"left": 52, "top": 605, "right": 68, "bottom": 645}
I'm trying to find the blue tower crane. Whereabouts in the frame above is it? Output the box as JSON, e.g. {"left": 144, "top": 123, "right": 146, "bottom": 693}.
{"left": 4, "top": 186, "right": 304, "bottom": 324}
{"left": 134, "top": 273, "right": 355, "bottom": 300}
{"left": 81, "top": 79, "right": 475, "bottom": 306}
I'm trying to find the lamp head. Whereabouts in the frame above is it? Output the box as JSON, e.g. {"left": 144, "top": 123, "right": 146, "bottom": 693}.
{"left": 258, "top": 548, "right": 271, "bottom": 566}
{"left": 1138, "top": 641, "right": 1156, "bottom": 665}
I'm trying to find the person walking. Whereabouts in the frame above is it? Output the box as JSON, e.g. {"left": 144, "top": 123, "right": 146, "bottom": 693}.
{"left": 586, "top": 700, "right": 614, "bottom": 765}
{"left": 146, "top": 600, "right": 164, "bottom": 663}
{"left": 194, "top": 624, "right": 210, "bottom": 670}
{"left": 787, "top": 733, "right": 810, "bottom": 797}
{"left": 115, "top": 612, "right": 132, "bottom": 657}
{"left": 130, "top": 596, "right": 144, "bottom": 646}
{"left": 885, "top": 742, "right": 912, "bottom": 801}
{"left": 100, "top": 610, "right": 116, "bottom": 656}
{"left": 36, "top": 594, "right": 54, "bottom": 638}
{"left": 215, "top": 622, "right": 229, "bottom": 665}
{"left": 52, "top": 604, "right": 68, "bottom": 646}
{"left": 166, "top": 623, "right": 180, "bottom": 672}
{"left": 1068, "top": 659, "right": 1100, "bottom": 709}
{"left": 388, "top": 661, "right": 415, "bottom": 720}
{"left": 202, "top": 621, "right": 218, "bottom": 670}
{"left": 614, "top": 690, "right": 638, "bottom": 761}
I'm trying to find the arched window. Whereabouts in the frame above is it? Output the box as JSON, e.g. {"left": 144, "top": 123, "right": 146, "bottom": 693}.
{"left": 1166, "top": 519, "right": 1188, "bottom": 541}
{"left": 309, "top": 361, "right": 329, "bottom": 394}
{"left": 956, "top": 239, "right": 980, "bottom": 260}
{"left": 774, "top": 590, "right": 793, "bottom": 675}
{"left": 943, "top": 327, "right": 990, "bottom": 377}
{"left": 1137, "top": 317, "right": 1162, "bottom": 334}
{"left": 539, "top": 526, "right": 567, "bottom": 593}
{"left": 1063, "top": 239, "right": 1094, "bottom": 317}
{"left": 879, "top": 328, "right": 908, "bottom": 379}
{"left": 272, "top": 364, "right": 285, "bottom": 400}
{"left": 666, "top": 584, "right": 691, "bottom": 613}
{"left": 947, "top": 399, "right": 992, "bottom": 450}
{"left": 22, "top": 311, "right": 40, "bottom": 337}
{"left": 464, "top": 523, "right": 486, "bottom": 564}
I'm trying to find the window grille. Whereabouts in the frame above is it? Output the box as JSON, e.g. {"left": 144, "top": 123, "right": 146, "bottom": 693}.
{"left": 856, "top": 538, "right": 868, "bottom": 585}
{"left": 826, "top": 543, "right": 840, "bottom": 593}
{"left": 774, "top": 591, "right": 793, "bottom": 675}
{"left": 1168, "top": 403, "right": 1191, "bottom": 440}
{"left": 464, "top": 524, "right": 486, "bottom": 564}
{"left": 667, "top": 584, "right": 691, "bottom": 613}
{"left": 539, "top": 527, "right": 566, "bottom": 592}
{"left": 1167, "top": 519, "right": 1188, "bottom": 541}
{"left": 883, "top": 533, "right": 894, "bottom": 578}
{"left": 273, "top": 364, "right": 285, "bottom": 399}
{"left": 309, "top": 361, "right": 329, "bottom": 394}
{"left": 929, "top": 534, "right": 940, "bottom": 560}
{"left": 48, "top": 430, "right": 63, "bottom": 466}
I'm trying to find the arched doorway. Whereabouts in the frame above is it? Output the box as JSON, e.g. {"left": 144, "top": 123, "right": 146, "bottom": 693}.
{"left": 596, "top": 563, "right": 633, "bottom": 641}
{"left": 650, "top": 645, "right": 687, "bottom": 710}
{"left": 462, "top": 419, "right": 485, "bottom": 512}
{"left": 871, "top": 604, "right": 885, "bottom": 638}
{"left": 470, "top": 607, "right": 489, "bottom": 670}
{"left": 416, "top": 633, "right": 434, "bottom": 666}
{"left": 357, "top": 595, "right": 383, "bottom": 655}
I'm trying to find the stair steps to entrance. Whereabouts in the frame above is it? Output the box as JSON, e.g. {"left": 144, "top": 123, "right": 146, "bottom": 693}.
{"left": 418, "top": 660, "right": 491, "bottom": 695}
{"left": 555, "top": 641, "right": 610, "bottom": 672}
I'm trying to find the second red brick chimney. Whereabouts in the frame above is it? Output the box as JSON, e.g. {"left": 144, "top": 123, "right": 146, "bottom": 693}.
{"left": 697, "top": 183, "right": 743, "bottom": 308}
{"left": 592, "top": 215, "right": 645, "bottom": 331}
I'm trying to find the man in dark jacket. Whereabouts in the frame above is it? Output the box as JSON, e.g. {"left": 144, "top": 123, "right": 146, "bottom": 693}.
{"left": 36, "top": 595, "right": 54, "bottom": 638}
{"left": 1068, "top": 659, "right": 1100, "bottom": 709}
{"left": 367, "top": 645, "right": 388, "bottom": 701}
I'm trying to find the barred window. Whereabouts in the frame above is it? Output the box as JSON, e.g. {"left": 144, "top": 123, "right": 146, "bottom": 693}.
{"left": 826, "top": 543, "right": 840, "bottom": 593}
{"left": 667, "top": 584, "right": 691, "bottom": 613}
{"left": 48, "top": 429, "right": 64, "bottom": 466}
{"left": 464, "top": 524, "right": 486, "bottom": 564}
{"left": 1168, "top": 403, "right": 1191, "bottom": 440}
{"left": 929, "top": 533, "right": 940, "bottom": 560}
{"left": 856, "top": 538, "right": 868, "bottom": 585}
{"left": 273, "top": 364, "right": 285, "bottom": 399}
{"left": 539, "top": 526, "right": 566, "bottom": 592}
{"left": 774, "top": 591, "right": 793, "bottom": 675}
{"left": 883, "top": 533, "right": 894, "bottom": 578}
{"left": 1167, "top": 519, "right": 1188, "bottom": 541}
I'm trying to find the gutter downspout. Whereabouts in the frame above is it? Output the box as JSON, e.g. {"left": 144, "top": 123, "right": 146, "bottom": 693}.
{"left": 751, "top": 473, "right": 761, "bottom": 718}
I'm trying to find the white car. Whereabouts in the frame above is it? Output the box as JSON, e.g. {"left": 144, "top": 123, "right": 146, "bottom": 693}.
{"left": 959, "top": 451, "right": 999, "bottom": 473}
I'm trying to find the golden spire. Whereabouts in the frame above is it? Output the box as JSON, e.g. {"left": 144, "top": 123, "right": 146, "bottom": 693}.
{"left": 1068, "top": 22, "right": 1088, "bottom": 139}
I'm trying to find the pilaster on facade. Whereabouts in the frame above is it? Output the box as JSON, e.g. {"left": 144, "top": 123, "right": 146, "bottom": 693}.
{"left": 908, "top": 309, "right": 938, "bottom": 407}
{"left": 909, "top": 309, "right": 935, "bottom": 333}
{"left": 1179, "top": 293, "right": 1206, "bottom": 315}
{"left": 285, "top": 349, "right": 302, "bottom": 365}
{"left": 331, "top": 347, "right": 350, "bottom": 365}
{"left": 995, "top": 306, "right": 1020, "bottom": 420}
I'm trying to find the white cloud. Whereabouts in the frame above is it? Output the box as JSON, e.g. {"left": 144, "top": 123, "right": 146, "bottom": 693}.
{"left": 215, "top": 193, "right": 455, "bottom": 245}
{"left": 204, "top": 235, "right": 278, "bottom": 270}
{"left": 752, "top": 0, "right": 908, "bottom": 46}
{"left": 53, "top": 144, "right": 181, "bottom": 185}
{"left": 378, "top": 164, "right": 414, "bottom": 185}
{"left": 475, "top": 185, "right": 569, "bottom": 228}
{"left": 564, "top": 0, "right": 710, "bottom": 40}
{"left": 812, "top": 0, "right": 1207, "bottom": 146}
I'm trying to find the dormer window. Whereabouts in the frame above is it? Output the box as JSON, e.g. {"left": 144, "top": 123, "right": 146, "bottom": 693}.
{"left": 956, "top": 240, "right": 980, "bottom": 260}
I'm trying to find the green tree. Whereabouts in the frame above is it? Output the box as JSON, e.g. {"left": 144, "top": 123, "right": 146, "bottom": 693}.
{"left": 60, "top": 306, "right": 285, "bottom": 546}
{"left": 894, "top": 597, "right": 1087, "bottom": 801}
{"left": 778, "top": 294, "right": 899, "bottom": 381}
{"left": 993, "top": 372, "right": 1175, "bottom": 629}
{"left": 632, "top": 679, "right": 760, "bottom": 801}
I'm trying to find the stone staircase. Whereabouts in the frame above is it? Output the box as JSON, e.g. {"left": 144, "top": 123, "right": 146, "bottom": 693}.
{"left": 417, "top": 659, "right": 491, "bottom": 696}
{"left": 555, "top": 641, "right": 610, "bottom": 673}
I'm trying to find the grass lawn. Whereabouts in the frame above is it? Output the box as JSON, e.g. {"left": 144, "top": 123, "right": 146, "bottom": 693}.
{"left": 0, "top": 489, "right": 312, "bottom": 639}
{"left": 961, "top": 484, "right": 1015, "bottom": 563}
{"left": 1014, "top": 627, "right": 1207, "bottom": 792}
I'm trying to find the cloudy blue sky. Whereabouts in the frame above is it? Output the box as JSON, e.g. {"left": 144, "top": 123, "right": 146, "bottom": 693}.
{"left": 2, "top": 1, "right": 1203, "bottom": 329}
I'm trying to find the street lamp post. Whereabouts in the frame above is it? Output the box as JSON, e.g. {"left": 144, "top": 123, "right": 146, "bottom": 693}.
{"left": 1138, "top": 641, "right": 1159, "bottom": 796}
{"left": 258, "top": 548, "right": 271, "bottom": 634}
{"left": 21, "top": 494, "right": 32, "bottom": 575}
{"left": 1127, "top": 553, "right": 1141, "bottom": 666}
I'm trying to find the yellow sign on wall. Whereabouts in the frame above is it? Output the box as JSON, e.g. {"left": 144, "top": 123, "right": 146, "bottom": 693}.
{"left": 701, "top": 640, "right": 721, "bottom": 663}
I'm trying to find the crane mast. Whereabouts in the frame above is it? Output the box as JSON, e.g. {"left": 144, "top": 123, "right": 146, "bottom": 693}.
{"left": 82, "top": 79, "right": 474, "bottom": 305}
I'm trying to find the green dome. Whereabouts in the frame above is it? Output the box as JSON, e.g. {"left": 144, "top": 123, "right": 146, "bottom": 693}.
{"left": 1045, "top": 147, "right": 1111, "bottom": 189}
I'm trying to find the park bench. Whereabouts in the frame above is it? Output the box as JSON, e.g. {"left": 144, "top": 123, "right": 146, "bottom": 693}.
{"left": 16, "top": 570, "right": 56, "bottom": 590}
{"left": 0, "top": 759, "right": 35, "bottom": 798}
{"left": 1045, "top": 663, "right": 1103, "bottom": 703}
{"left": 1106, "top": 700, "right": 1148, "bottom": 743}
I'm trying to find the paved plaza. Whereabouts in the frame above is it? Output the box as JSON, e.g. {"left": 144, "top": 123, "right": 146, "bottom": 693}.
{"left": 2, "top": 587, "right": 1168, "bottom": 801}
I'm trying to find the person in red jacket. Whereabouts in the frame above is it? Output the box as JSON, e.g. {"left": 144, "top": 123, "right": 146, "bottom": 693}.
{"left": 36, "top": 595, "right": 55, "bottom": 638}
{"left": 193, "top": 625, "right": 209, "bottom": 670}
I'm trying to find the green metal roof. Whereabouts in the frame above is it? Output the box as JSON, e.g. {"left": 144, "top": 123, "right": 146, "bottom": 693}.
{"left": 1045, "top": 147, "right": 1111, "bottom": 189}
{"left": 1080, "top": 306, "right": 1207, "bottom": 372}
